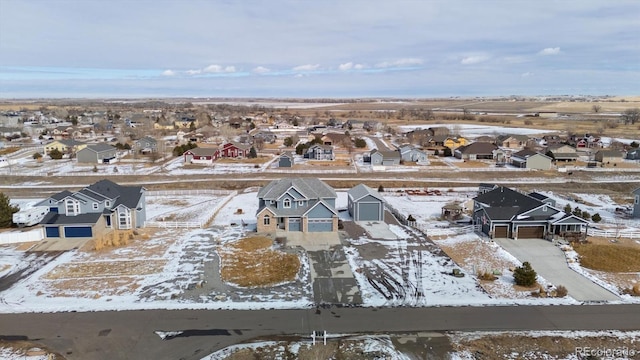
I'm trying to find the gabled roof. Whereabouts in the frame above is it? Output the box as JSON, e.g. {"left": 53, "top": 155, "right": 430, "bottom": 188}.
{"left": 302, "top": 199, "right": 338, "bottom": 216}
{"left": 280, "top": 151, "right": 294, "bottom": 159}
{"left": 496, "top": 134, "right": 529, "bottom": 142}
{"left": 551, "top": 213, "right": 590, "bottom": 225}
{"left": 85, "top": 179, "right": 144, "bottom": 209}
{"left": 82, "top": 143, "right": 116, "bottom": 153}
{"left": 50, "top": 190, "right": 74, "bottom": 201}
{"left": 348, "top": 184, "right": 384, "bottom": 202}
{"left": 56, "top": 139, "right": 85, "bottom": 147}
{"left": 370, "top": 149, "right": 400, "bottom": 159}
{"left": 473, "top": 186, "right": 544, "bottom": 220}
{"left": 512, "top": 149, "right": 537, "bottom": 158}
{"left": 223, "top": 141, "right": 251, "bottom": 150}
{"left": 185, "top": 147, "right": 218, "bottom": 156}
{"left": 258, "top": 178, "right": 336, "bottom": 200}
{"left": 136, "top": 136, "right": 157, "bottom": 144}
{"left": 456, "top": 142, "right": 498, "bottom": 154}
{"left": 596, "top": 149, "right": 622, "bottom": 157}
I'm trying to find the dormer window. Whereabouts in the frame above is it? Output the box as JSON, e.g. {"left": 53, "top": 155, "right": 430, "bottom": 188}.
{"left": 283, "top": 198, "right": 291, "bottom": 208}
{"left": 105, "top": 200, "right": 111, "bottom": 208}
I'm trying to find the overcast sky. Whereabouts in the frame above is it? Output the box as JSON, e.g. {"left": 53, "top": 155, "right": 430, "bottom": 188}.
{"left": 0, "top": 0, "right": 638, "bottom": 98}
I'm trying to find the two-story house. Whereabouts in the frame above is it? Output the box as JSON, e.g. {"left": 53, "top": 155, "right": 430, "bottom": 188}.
{"left": 256, "top": 178, "right": 338, "bottom": 233}
{"left": 37, "top": 179, "right": 146, "bottom": 239}
{"left": 304, "top": 144, "right": 334, "bottom": 160}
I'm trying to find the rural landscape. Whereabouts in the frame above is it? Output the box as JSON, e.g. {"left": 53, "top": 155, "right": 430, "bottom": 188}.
{"left": 0, "top": 96, "right": 639, "bottom": 359}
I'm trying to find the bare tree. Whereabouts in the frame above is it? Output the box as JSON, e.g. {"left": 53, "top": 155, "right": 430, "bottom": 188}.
{"left": 254, "top": 137, "right": 265, "bottom": 151}
{"left": 622, "top": 108, "right": 640, "bottom": 125}
{"left": 592, "top": 104, "right": 602, "bottom": 113}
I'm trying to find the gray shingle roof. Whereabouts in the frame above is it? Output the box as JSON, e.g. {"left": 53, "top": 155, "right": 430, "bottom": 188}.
{"left": 50, "top": 190, "right": 74, "bottom": 201}
{"left": 40, "top": 212, "right": 102, "bottom": 225}
{"left": 83, "top": 143, "right": 116, "bottom": 153}
{"left": 348, "top": 184, "right": 383, "bottom": 202}
{"left": 456, "top": 142, "right": 498, "bottom": 154}
{"left": 474, "top": 186, "right": 544, "bottom": 221}
{"left": 85, "top": 179, "right": 144, "bottom": 209}
{"left": 258, "top": 178, "right": 336, "bottom": 200}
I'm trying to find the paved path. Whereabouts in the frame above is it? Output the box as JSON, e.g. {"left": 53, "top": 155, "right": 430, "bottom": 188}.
{"left": 494, "top": 238, "right": 620, "bottom": 301}
{"left": 1, "top": 305, "right": 639, "bottom": 360}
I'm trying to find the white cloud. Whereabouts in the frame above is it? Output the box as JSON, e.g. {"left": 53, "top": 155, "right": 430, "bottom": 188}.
{"left": 521, "top": 72, "right": 534, "bottom": 78}
{"left": 203, "top": 64, "right": 236, "bottom": 73}
{"left": 375, "top": 58, "right": 423, "bottom": 68}
{"left": 338, "top": 62, "right": 366, "bottom": 71}
{"left": 252, "top": 66, "right": 270, "bottom": 74}
{"left": 460, "top": 55, "right": 489, "bottom": 65}
{"left": 186, "top": 69, "right": 201, "bottom": 75}
{"left": 161, "top": 69, "right": 175, "bottom": 76}
{"left": 538, "top": 47, "right": 561, "bottom": 55}
{"left": 292, "top": 64, "right": 320, "bottom": 72}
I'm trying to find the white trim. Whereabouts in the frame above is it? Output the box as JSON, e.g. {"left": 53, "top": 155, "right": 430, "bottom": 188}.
{"left": 283, "top": 198, "right": 291, "bottom": 208}
{"left": 92, "top": 202, "right": 99, "bottom": 210}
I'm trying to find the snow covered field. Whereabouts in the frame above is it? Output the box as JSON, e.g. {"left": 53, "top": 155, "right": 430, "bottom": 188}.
{"left": 398, "top": 123, "right": 556, "bottom": 137}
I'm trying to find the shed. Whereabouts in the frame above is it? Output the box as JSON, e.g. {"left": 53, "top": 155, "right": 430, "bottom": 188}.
{"left": 278, "top": 152, "right": 294, "bottom": 168}
{"left": 348, "top": 184, "right": 385, "bottom": 221}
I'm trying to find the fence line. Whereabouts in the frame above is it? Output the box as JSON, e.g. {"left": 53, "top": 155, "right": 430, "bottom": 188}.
{"left": 0, "top": 228, "right": 44, "bottom": 245}
{"left": 587, "top": 228, "right": 640, "bottom": 239}
{"left": 145, "top": 221, "right": 202, "bottom": 229}
{"left": 147, "top": 189, "right": 235, "bottom": 196}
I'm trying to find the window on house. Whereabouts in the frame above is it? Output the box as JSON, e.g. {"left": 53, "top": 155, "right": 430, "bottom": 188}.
{"left": 298, "top": 201, "right": 304, "bottom": 206}
{"left": 65, "top": 199, "right": 78, "bottom": 216}
{"left": 93, "top": 203, "right": 99, "bottom": 210}
{"left": 283, "top": 198, "right": 291, "bottom": 208}
{"left": 105, "top": 200, "right": 111, "bottom": 208}
{"left": 636, "top": 195, "right": 639, "bottom": 205}
{"left": 542, "top": 205, "right": 547, "bottom": 212}
{"left": 263, "top": 215, "right": 270, "bottom": 225}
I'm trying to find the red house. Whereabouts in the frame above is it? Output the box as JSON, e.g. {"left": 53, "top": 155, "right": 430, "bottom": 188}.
{"left": 183, "top": 147, "right": 220, "bottom": 165}
{"left": 221, "top": 142, "right": 251, "bottom": 158}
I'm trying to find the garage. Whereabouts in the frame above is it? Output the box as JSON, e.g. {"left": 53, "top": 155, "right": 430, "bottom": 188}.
{"left": 356, "top": 202, "right": 382, "bottom": 221}
{"left": 348, "top": 184, "right": 385, "bottom": 222}
{"left": 494, "top": 226, "right": 508, "bottom": 238}
{"left": 45, "top": 226, "right": 60, "bottom": 238}
{"left": 288, "top": 218, "right": 301, "bottom": 231}
{"left": 63, "top": 226, "right": 93, "bottom": 238}
{"left": 516, "top": 226, "right": 545, "bottom": 239}
{"left": 308, "top": 219, "right": 333, "bottom": 232}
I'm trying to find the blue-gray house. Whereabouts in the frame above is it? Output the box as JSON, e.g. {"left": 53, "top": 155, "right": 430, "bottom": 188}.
{"left": 256, "top": 178, "right": 338, "bottom": 232}
{"left": 347, "top": 184, "right": 385, "bottom": 221}
{"left": 37, "top": 179, "right": 146, "bottom": 239}
{"left": 278, "top": 152, "right": 294, "bottom": 168}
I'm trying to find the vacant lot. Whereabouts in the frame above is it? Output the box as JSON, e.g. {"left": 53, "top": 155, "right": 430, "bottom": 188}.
{"left": 218, "top": 236, "right": 301, "bottom": 287}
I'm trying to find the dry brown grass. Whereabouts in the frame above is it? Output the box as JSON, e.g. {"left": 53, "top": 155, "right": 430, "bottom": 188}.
{"left": 47, "top": 277, "right": 141, "bottom": 297}
{"left": 0, "top": 147, "right": 19, "bottom": 155}
{"left": 453, "top": 161, "right": 489, "bottom": 168}
{"left": 573, "top": 243, "right": 640, "bottom": 272}
{"left": 308, "top": 159, "right": 351, "bottom": 166}
{"left": 219, "top": 236, "right": 300, "bottom": 287}
{"left": 453, "top": 332, "right": 639, "bottom": 359}
{"left": 44, "top": 260, "right": 166, "bottom": 279}
{"left": 215, "top": 156, "right": 270, "bottom": 164}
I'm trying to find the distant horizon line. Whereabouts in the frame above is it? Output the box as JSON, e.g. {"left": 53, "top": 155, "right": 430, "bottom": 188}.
{"left": 1, "top": 94, "right": 637, "bottom": 101}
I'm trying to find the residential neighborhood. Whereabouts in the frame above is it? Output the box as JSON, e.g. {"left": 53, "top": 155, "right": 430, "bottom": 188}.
{"left": 0, "top": 97, "right": 639, "bottom": 360}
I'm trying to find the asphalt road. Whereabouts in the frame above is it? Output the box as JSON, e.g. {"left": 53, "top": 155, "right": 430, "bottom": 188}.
{"left": 1, "top": 305, "right": 639, "bottom": 360}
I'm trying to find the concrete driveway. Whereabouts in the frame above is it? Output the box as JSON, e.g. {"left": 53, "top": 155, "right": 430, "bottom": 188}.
{"left": 494, "top": 238, "right": 619, "bottom": 302}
